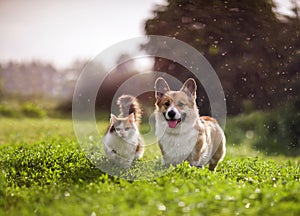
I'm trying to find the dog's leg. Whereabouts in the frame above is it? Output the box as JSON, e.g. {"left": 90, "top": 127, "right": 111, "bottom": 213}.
{"left": 208, "top": 138, "right": 226, "bottom": 171}
{"left": 188, "top": 135, "right": 205, "bottom": 166}
{"left": 158, "top": 142, "right": 170, "bottom": 165}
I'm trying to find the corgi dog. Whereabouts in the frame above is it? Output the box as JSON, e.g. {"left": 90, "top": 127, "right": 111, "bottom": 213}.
{"left": 154, "top": 77, "right": 226, "bottom": 171}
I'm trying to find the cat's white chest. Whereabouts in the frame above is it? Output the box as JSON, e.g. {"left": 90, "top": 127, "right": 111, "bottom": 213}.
{"left": 103, "top": 134, "right": 137, "bottom": 159}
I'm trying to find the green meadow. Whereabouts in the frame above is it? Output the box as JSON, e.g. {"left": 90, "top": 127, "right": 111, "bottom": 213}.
{"left": 0, "top": 115, "right": 299, "bottom": 216}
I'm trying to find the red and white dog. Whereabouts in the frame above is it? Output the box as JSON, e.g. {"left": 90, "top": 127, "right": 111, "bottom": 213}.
{"left": 154, "top": 77, "right": 226, "bottom": 170}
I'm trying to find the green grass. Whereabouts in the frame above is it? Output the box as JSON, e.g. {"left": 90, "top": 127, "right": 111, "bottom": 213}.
{"left": 1, "top": 117, "right": 300, "bottom": 215}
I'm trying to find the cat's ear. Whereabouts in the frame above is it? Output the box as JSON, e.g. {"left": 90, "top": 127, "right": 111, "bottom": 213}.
{"left": 110, "top": 114, "right": 117, "bottom": 124}
{"left": 128, "top": 113, "right": 135, "bottom": 125}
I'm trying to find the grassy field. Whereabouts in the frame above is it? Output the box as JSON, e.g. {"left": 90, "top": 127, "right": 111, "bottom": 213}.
{"left": 0, "top": 117, "right": 299, "bottom": 215}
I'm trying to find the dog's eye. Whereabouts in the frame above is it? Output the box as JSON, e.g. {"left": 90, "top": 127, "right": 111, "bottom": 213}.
{"left": 164, "top": 101, "right": 170, "bottom": 107}
{"left": 178, "top": 102, "right": 184, "bottom": 107}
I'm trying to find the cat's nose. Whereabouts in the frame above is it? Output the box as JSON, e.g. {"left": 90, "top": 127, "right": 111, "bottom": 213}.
{"left": 167, "top": 110, "right": 176, "bottom": 119}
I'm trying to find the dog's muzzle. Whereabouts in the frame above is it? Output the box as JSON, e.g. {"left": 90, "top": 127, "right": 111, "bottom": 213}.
{"left": 163, "top": 111, "right": 185, "bottom": 128}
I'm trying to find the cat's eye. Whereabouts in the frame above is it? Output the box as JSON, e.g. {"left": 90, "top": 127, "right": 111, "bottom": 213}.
{"left": 164, "top": 101, "right": 170, "bottom": 107}
{"left": 125, "top": 127, "right": 130, "bottom": 131}
{"left": 115, "top": 128, "right": 121, "bottom": 131}
{"left": 178, "top": 101, "right": 184, "bottom": 107}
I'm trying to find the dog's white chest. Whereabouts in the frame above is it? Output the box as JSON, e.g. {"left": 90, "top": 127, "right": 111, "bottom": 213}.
{"left": 159, "top": 127, "right": 199, "bottom": 165}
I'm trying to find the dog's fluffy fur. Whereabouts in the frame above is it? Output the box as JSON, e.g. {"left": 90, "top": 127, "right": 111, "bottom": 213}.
{"left": 154, "top": 77, "right": 226, "bottom": 171}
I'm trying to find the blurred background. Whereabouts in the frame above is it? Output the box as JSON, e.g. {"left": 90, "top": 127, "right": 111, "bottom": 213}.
{"left": 0, "top": 0, "right": 299, "bottom": 155}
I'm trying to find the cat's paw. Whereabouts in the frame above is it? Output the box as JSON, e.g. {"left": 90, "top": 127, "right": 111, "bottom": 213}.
{"left": 189, "top": 160, "right": 199, "bottom": 167}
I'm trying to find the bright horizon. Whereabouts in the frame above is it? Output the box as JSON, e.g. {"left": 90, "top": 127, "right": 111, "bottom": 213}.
{"left": 0, "top": 0, "right": 298, "bottom": 69}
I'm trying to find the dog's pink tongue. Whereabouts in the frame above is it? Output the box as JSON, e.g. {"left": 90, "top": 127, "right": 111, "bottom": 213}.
{"left": 168, "top": 120, "right": 178, "bottom": 128}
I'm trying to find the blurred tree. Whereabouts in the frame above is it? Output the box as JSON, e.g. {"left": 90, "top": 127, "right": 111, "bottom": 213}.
{"left": 96, "top": 54, "right": 141, "bottom": 111}
{"left": 284, "top": 3, "right": 300, "bottom": 106}
{"left": 1, "top": 61, "right": 59, "bottom": 99}
{"left": 0, "top": 60, "right": 86, "bottom": 106}
{"left": 144, "top": 0, "right": 300, "bottom": 115}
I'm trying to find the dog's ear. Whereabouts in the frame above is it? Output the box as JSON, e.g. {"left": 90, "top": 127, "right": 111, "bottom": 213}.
{"left": 155, "top": 77, "right": 170, "bottom": 100}
{"left": 181, "top": 78, "right": 197, "bottom": 99}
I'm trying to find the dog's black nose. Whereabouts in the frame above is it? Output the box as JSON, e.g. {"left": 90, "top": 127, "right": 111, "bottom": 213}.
{"left": 167, "top": 110, "right": 176, "bottom": 119}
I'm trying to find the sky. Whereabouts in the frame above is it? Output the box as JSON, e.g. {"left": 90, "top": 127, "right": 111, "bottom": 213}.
{"left": 0, "top": 0, "right": 164, "bottom": 68}
{"left": 0, "top": 0, "right": 298, "bottom": 68}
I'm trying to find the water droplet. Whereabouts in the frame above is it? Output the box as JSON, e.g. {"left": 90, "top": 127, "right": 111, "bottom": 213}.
{"left": 246, "top": 131, "right": 254, "bottom": 139}
{"left": 157, "top": 203, "right": 166, "bottom": 211}
{"left": 215, "top": 195, "right": 221, "bottom": 200}
{"left": 183, "top": 206, "right": 191, "bottom": 213}
{"left": 178, "top": 201, "right": 185, "bottom": 207}
{"left": 173, "top": 188, "right": 179, "bottom": 193}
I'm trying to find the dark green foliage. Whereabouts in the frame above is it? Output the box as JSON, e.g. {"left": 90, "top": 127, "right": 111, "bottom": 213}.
{"left": 1, "top": 139, "right": 99, "bottom": 188}
{"left": 226, "top": 101, "right": 300, "bottom": 156}
{"left": 21, "top": 102, "right": 47, "bottom": 118}
{"left": 0, "top": 102, "right": 47, "bottom": 118}
{"left": 0, "top": 117, "right": 299, "bottom": 215}
{"left": 0, "top": 139, "right": 299, "bottom": 215}
{"left": 0, "top": 104, "right": 21, "bottom": 117}
{"left": 144, "top": 0, "right": 300, "bottom": 114}
{"left": 0, "top": 170, "right": 6, "bottom": 216}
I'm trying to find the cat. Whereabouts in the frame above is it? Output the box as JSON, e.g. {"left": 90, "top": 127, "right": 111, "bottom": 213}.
{"left": 102, "top": 95, "right": 144, "bottom": 168}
